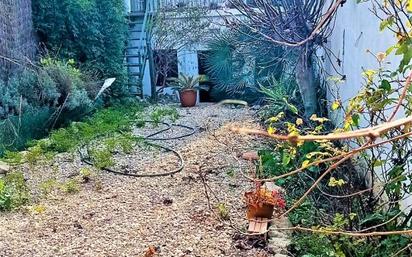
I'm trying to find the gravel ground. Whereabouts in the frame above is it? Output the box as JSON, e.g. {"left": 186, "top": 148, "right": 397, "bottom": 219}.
{"left": 0, "top": 103, "right": 284, "bottom": 257}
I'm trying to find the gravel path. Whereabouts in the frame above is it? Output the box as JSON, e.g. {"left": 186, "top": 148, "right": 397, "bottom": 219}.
{"left": 0, "top": 103, "right": 280, "bottom": 257}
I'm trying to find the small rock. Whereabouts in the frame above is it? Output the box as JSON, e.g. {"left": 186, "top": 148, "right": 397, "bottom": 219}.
{"left": 163, "top": 198, "right": 173, "bottom": 206}
{"left": 73, "top": 221, "right": 83, "bottom": 229}
{"left": 184, "top": 247, "right": 193, "bottom": 253}
{"left": 0, "top": 161, "right": 10, "bottom": 174}
{"left": 264, "top": 182, "right": 285, "bottom": 194}
{"left": 241, "top": 151, "right": 259, "bottom": 161}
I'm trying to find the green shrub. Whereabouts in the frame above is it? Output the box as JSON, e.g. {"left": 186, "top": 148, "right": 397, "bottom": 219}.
{"left": 46, "top": 104, "right": 143, "bottom": 153}
{"left": 0, "top": 57, "right": 98, "bottom": 155}
{"left": 39, "top": 178, "right": 59, "bottom": 196}
{"left": 32, "top": 0, "right": 129, "bottom": 98}
{"left": 0, "top": 172, "right": 29, "bottom": 211}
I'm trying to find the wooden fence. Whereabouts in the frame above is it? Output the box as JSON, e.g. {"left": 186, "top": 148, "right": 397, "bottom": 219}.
{"left": 0, "top": 0, "right": 36, "bottom": 79}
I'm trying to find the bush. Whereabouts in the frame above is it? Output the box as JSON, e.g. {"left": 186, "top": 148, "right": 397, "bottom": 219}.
{"left": 0, "top": 58, "right": 97, "bottom": 155}
{"left": 32, "top": 0, "right": 129, "bottom": 98}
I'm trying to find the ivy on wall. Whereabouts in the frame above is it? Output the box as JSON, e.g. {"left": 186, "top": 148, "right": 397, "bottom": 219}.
{"left": 32, "top": 0, "right": 129, "bottom": 98}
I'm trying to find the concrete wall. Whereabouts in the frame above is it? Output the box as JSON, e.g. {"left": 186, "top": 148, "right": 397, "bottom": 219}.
{"left": 325, "top": 1, "right": 399, "bottom": 123}
{"left": 325, "top": 1, "right": 411, "bottom": 209}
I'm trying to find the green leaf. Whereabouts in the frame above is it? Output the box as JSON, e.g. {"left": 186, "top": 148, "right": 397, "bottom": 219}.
{"left": 386, "top": 45, "right": 396, "bottom": 56}
{"left": 283, "top": 98, "right": 298, "bottom": 114}
{"left": 380, "top": 79, "right": 391, "bottom": 91}
{"left": 282, "top": 153, "right": 291, "bottom": 166}
{"left": 379, "top": 17, "right": 394, "bottom": 31}
{"left": 352, "top": 114, "right": 360, "bottom": 127}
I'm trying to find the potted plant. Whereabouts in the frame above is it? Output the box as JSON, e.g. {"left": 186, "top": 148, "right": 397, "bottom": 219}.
{"left": 169, "top": 73, "right": 202, "bottom": 107}
{"left": 244, "top": 184, "right": 286, "bottom": 219}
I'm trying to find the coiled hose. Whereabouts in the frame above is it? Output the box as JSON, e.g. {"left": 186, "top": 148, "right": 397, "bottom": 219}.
{"left": 79, "top": 121, "right": 196, "bottom": 177}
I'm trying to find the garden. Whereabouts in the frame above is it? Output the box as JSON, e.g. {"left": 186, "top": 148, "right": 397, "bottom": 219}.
{"left": 1, "top": 0, "right": 412, "bottom": 256}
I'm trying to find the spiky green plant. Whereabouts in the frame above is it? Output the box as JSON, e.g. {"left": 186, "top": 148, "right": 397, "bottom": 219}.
{"left": 205, "top": 34, "right": 251, "bottom": 95}
{"left": 168, "top": 73, "right": 202, "bottom": 91}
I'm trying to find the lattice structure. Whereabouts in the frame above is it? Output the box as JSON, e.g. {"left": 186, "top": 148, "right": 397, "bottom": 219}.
{"left": 0, "top": 0, "right": 36, "bottom": 79}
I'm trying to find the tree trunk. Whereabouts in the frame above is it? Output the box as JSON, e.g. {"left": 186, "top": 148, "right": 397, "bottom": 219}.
{"left": 295, "top": 49, "right": 318, "bottom": 118}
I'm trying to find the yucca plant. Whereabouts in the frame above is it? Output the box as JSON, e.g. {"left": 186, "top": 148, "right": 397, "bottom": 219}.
{"left": 168, "top": 73, "right": 204, "bottom": 107}
{"left": 168, "top": 73, "right": 202, "bottom": 92}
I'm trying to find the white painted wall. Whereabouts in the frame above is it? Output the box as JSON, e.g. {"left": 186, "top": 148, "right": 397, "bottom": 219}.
{"left": 141, "top": 9, "right": 241, "bottom": 99}
{"left": 325, "top": 1, "right": 400, "bottom": 124}
{"left": 325, "top": 1, "right": 410, "bottom": 209}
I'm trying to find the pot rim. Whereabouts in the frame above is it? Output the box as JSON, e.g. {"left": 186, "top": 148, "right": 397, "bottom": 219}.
{"left": 180, "top": 88, "right": 197, "bottom": 93}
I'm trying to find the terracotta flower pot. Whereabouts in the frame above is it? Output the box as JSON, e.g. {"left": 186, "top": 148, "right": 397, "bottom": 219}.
{"left": 179, "top": 89, "right": 197, "bottom": 107}
{"left": 246, "top": 203, "right": 274, "bottom": 219}
{"left": 244, "top": 191, "right": 275, "bottom": 219}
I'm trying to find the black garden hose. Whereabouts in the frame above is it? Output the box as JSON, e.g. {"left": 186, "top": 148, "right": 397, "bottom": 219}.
{"left": 79, "top": 121, "right": 196, "bottom": 177}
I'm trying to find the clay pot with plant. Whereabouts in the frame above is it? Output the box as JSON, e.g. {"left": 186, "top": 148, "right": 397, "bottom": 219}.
{"left": 168, "top": 74, "right": 204, "bottom": 107}
{"left": 244, "top": 185, "right": 286, "bottom": 219}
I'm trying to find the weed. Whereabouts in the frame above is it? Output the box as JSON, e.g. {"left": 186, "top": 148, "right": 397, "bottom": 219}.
{"left": 31, "top": 204, "right": 46, "bottom": 214}
{"left": 217, "top": 203, "right": 230, "bottom": 220}
{"left": 25, "top": 145, "right": 44, "bottom": 165}
{"left": 1, "top": 151, "right": 24, "bottom": 165}
{"left": 0, "top": 172, "right": 29, "bottom": 211}
{"left": 62, "top": 179, "right": 80, "bottom": 194}
{"left": 79, "top": 168, "right": 92, "bottom": 183}
{"left": 39, "top": 178, "right": 58, "bottom": 196}
{"left": 226, "top": 168, "right": 235, "bottom": 177}
{"left": 90, "top": 148, "right": 114, "bottom": 169}
{"left": 150, "top": 106, "right": 179, "bottom": 124}
{"left": 117, "top": 133, "right": 135, "bottom": 154}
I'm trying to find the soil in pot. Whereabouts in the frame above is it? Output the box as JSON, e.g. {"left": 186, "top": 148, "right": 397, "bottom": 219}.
{"left": 179, "top": 90, "right": 197, "bottom": 107}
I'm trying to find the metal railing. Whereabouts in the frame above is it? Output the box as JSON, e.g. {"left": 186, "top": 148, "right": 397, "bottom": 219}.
{"left": 128, "top": 0, "right": 229, "bottom": 13}
{"left": 130, "top": 0, "right": 146, "bottom": 12}
{"left": 158, "top": 0, "right": 227, "bottom": 9}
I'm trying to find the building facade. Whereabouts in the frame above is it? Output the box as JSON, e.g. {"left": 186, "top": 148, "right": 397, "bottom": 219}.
{"left": 124, "top": 0, "right": 241, "bottom": 98}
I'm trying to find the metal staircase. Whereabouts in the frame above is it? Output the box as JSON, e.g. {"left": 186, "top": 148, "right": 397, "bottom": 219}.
{"left": 125, "top": 0, "right": 156, "bottom": 97}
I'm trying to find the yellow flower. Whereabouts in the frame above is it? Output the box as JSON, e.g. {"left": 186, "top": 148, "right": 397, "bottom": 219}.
{"left": 331, "top": 100, "right": 341, "bottom": 111}
{"left": 301, "top": 160, "right": 310, "bottom": 168}
{"left": 267, "top": 126, "right": 276, "bottom": 135}
{"left": 328, "top": 177, "right": 346, "bottom": 187}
